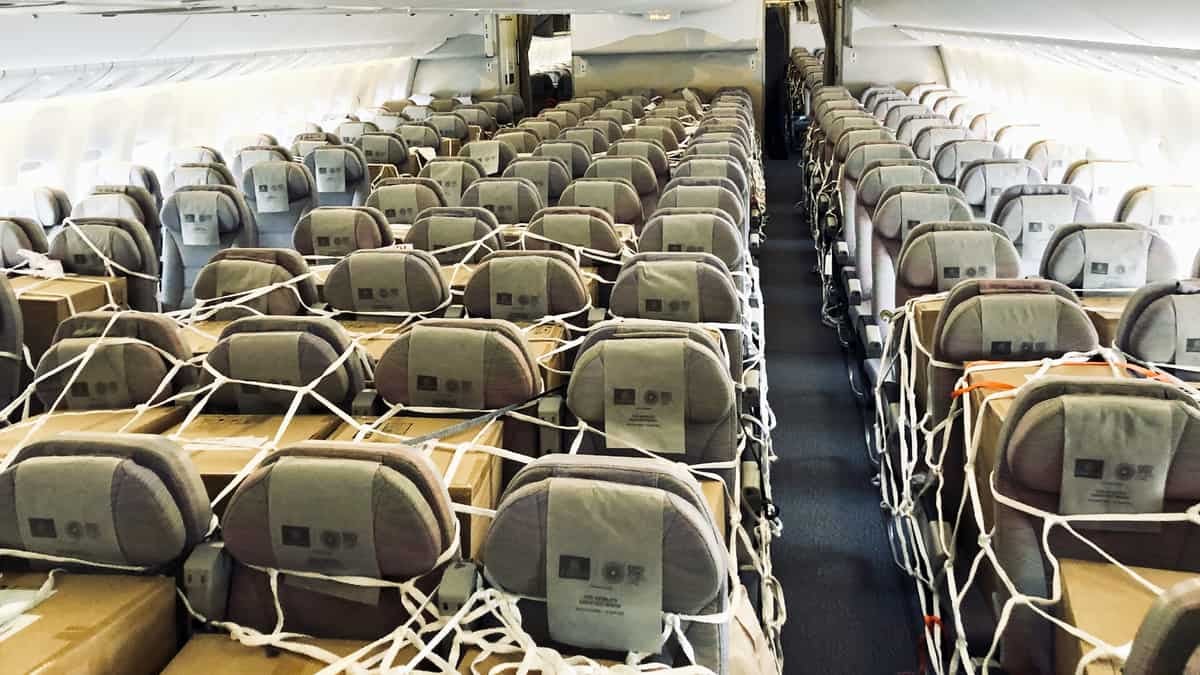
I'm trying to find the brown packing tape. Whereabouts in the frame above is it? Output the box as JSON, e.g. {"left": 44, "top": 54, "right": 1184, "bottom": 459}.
{"left": 327, "top": 416, "right": 504, "bottom": 559}
{"left": 8, "top": 274, "right": 128, "bottom": 363}
{"left": 163, "top": 634, "right": 419, "bottom": 674}
{"left": 1, "top": 573, "right": 176, "bottom": 675}
{"left": 165, "top": 413, "right": 342, "bottom": 503}
{"left": 0, "top": 406, "right": 187, "bottom": 460}
{"left": 1055, "top": 559, "right": 1198, "bottom": 675}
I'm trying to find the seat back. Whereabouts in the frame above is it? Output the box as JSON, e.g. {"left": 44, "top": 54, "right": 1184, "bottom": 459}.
{"left": 230, "top": 145, "right": 292, "bottom": 180}
{"left": 1125, "top": 578, "right": 1200, "bottom": 675}
{"left": 1117, "top": 185, "right": 1200, "bottom": 265}
{"left": 164, "top": 163, "right": 237, "bottom": 197}
{"left": 302, "top": 145, "right": 369, "bottom": 207}
{"left": 79, "top": 162, "right": 162, "bottom": 212}
{"left": 374, "top": 318, "right": 541, "bottom": 408}
{"left": 477, "top": 99, "right": 515, "bottom": 125}
{"left": 493, "top": 129, "right": 541, "bottom": 154}
{"left": 835, "top": 128, "right": 896, "bottom": 164}
{"left": 912, "top": 125, "right": 969, "bottom": 162}
{"left": 628, "top": 125, "right": 679, "bottom": 152}
{"left": 463, "top": 250, "right": 590, "bottom": 322}
{"left": 460, "top": 177, "right": 544, "bottom": 225}
{"left": 169, "top": 145, "right": 225, "bottom": 166}
{"left": 959, "top": 158, "right": 1044, "bottom": 219}
{"left": 559, "top": 178, "right": 644, "bottom": 228}
{"left": 993, "top": 124, "right": 1046, "bottom": 160}
{"left": 292, "top": 206, "right": 393, "bottom": 257}
{"left": 896, "top": 115, "right": 952, "bottom": 146}
{"left": 1115, "top": 279, "right": 1200, "bottom": 379}
{"left": 429, "top": 97, "right": 460, "bottom": 113}
{"left": 336, "top": 120, "right": 379, "bottom": 145}
{"left": 659, "top": 177, "right": 746, "bottom": 236}
{"left": 418, "top": 158, "right": 486, "bottom": 207}
{"left": 585, "top": 156, "right": 660, "bottom": 216}
{"left": 193, "top": 247, "right": 317, "bottom": 318}
{"left": 397, "top": 123, "right": 442, "bottom": 150}
{"left": 1064, "top": 160, "right": 1141, "bottom": 220}
{"left": 50, "top": 216, "right": 159, "bottom": 311}
{"left": 992, "top": 184, "right": 1095, "bottom": 274}
{"left": 502, "top": 157, "right": 572, "bottom": 207}
{"left": 525, "top": 207, "right": 622, "bottom": 259}
{"left": 455, "top": 106, "right": 498, "bottom": 134}
{"left": 73, "top": 184, "right": 163, "bottom": 260}
{"left": 429, "top": 113, "right": 470, "bottom": 141}
{"left": 932, "top": 139, "right": 1007, "bottom": 184}
{"left": 639, "top": 117, "right": 687, "bottom": 145}
{"left": 0, "top": 217, "right": 48, "bottom": 266}
{"left": 673, "top": 156, "right": 750, "bottom": 200}
{"left": 240, "top": 160, "right": 318, "bottom": 247}
{"left": 459, "top": 140, "right": 517, "bottom": 177}
{"left": 1040, "top": 222, "right": 1178, "bottom": 290}
{"left": 201, "top": 316, "right": 364, "bottom": 413}
{"left": 532, "top": 140, "right": 592, "bottom": 179}
{"left": 490, "top": 93, "right": 525, "bottom": 120}
{"left": 608, "top": 139, "right": 670, "bottom": 186}
{"left": 324, "top": 249, "right": 449, "bottom": 317}
{"left": 290, "top": 131, "right": 340, "bottom": 158}
{"left": 406, "top": 206, "right": 500, "bottom": 264}
{"left": 894, "top": 222, "right": 1020, "bottom": 307}
{"left": 1025, "top": 140, "right": 1089, "bottom": 184}
{"left": 579, "top": 118, "right": 622, "bottom": 145}
{"left": 366, "top": 177, "right": 448, "bottom": 225}
{"left": 160, "top": 185, "right": 258, "bottom": 309}
{"left": 0, "top": 185, "right": 70, "bottom": 235}
{"left": 639, "top": 210, "right": 746, "bottom": 274}
{"left": 518, "top": 118, "right": 562, "bottom": 142}
{"left": 872, "top": 184, "right": 973, "bottom": 244}
{"left": 843, "top": 142, "right": 916, "bottom": 183}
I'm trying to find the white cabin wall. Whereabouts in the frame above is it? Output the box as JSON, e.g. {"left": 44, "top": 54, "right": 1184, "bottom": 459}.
{"left": 0, "top": 57, "right": 413, "bottom": 199}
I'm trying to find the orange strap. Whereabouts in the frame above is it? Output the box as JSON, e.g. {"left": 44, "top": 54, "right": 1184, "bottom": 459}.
{"left": 951, "top": 381, "right": 1016, "bottom": 399}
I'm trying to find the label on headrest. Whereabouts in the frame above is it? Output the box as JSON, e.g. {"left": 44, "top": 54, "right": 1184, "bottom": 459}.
{"left": 407, "top": 324, "right": 486, "bottom": 409}
{"left": 348, "top": 255, "right": 410, "bottom": 312}
{"left": 240, "top": 149, "right": 274, "bottom": 173}
{"left": 15, "top": 456, "right": 123, "bottom": 563}
{"left": 596, "top": 159, "right": 635, "bottom": 186}
{"left": 339, "top": 124, "right": 365, "bottom": 144}
{"left": 933, "top": 231, "right": 997, "bottom": 291}
{"left": 661, "top": 215, "right": 714, "bottom": 254}
{"left": 251, "top": 164, "right": 290, "bottom": 214}
{"left": 602, "top": 338, "right": 687, "bottom": 454}
{"left": 311, "top": 210, "right": 359, "bottom": 257}
{"left": 173, "top": 166, "right": 216, "bottom": 188}
{"left": 488, "top": 256, "right": 549, "bottom": 321}
{"left": 573, "top": 182, "right": 616, "bottom": 219}
{"left": 75, "top": 194, "right": 141, "bottom": 223}
{"left": 1082, "top": 229, "right": 1151, "bottom": 289}
{"left": 1059, "top": 395, "right": 1176, "bottom": 532}
{"left": 429, "top": 163, "right": 464, "bottom": 207}
{"left": 377, "top": 187, "right": 419, "bottom": 224}
{"left": 542, "top": 214, "right": 593, "bottom": 249}
{"left": 428, "top": 216, "right": 479, "bottom": 261}
{"left": 228, "top": 332, "right": 303, "bottom": 413}
{"left": 980, "top": 295, "right": 1059, "bottom": 358}
{"left": 269, "top": 457, "right": 381, "bottom": 604}
{"left": 295, "top": 141, "right": 325, "bottom": 157}
{"left": 177, "top": 191, "right": 221, "bottom": 247}
{"left": 214, "top": 259, "right": 277, "bottom": 312}
{"left": 674, "top": 186, "right": 720, "bottom": 209}
{"left": 688, "top": 160, "right": 727, "bottom": 179}
{"left": 1171, "top": 295, "right": 1200, "bottom": 368}
{"left": 546, "top": 477, "right": 664, "bottom": 654}
{"left": 314, "top": 149, "right": 347, "bottom": 194}
{"left": 360, "top": 135, "right": 391, "bottom": 162}
{"left": 61, "top": 340, "right": 134, "bottom": 409}
{"left": 471, "top": 142, "right": 502, "bottom": 175}
{"left": 1021, "top": 221, "right": 1056, "bottom": 271}
{"left": 636, "top": 260, "right": 701, "bottom": 322}
{"left": 512, "top": 163, "right": 551, "bottom": 207}
{"left": 477, "top": 181, "right": 520, "bottom": 224}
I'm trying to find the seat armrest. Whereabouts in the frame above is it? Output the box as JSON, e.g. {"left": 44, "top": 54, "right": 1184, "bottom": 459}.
{"left": 184, "top": 542, "right": 232, "bottom": 622}
{"left": 537, "top": 394, "right": 564, "bottom": 455}
{"left": 444, "top": 304, "right": 466, "bottom": 319}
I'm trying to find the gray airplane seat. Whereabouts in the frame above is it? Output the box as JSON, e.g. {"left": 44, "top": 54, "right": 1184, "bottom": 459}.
{"left": 490, "top": 93, "right": 525, "bottom": 120}
{"left": 1063, "top": 159, "right": 1142, "bottom": 221}
{"left": 532, "top": 140, "right": 592, "bottom": 180}
{"left": 483, "top": 455, "right": 730, "bottom": 672}
{"left": 160, "top": 184, "right": 258, "bottom": 310}
{"left": 1039, "top": 222, "right": 1178, "bottom": 291}
{"left": 639, "top": 210, "right": 747, "bottom": 290}
{"left": 1124, "top": 578, "right": 1200, "bottom": 675}
{"left": 991, "top": 184, "right": 1094, "bottom": 275}
{"left": 200, "top": 316, "right": 365, "bottom": 414}
{"left": 355, "top": 131, "right": 410, "bottom": 174}
{"left": 579, "top": 118, "right": 622, "bottom": 145}
{"left": 336, "top": 120, "right": 380, "bottom": 146}
{"left": 638, "top": 117, "right": 686, "bottom": 146}
{"left": 48, "top": 216, "right": 158, "bottom": 311}
{"left": 84, "top": 162, "right": 163, "bottom": 212}
{"left": 191, "top": 248, "right": 317, "bottom": 319}
{"left": 502, "top": 157, "right": 572, "bottom": 208}
{"left": 196, "top": 440, "right": 455, "bottom": 638}
{"left": 1025, "top": 140, "right": 1089, "bottom": 184}
{"left": 36, "top": 311, "right": 195, "bottom": 410}
{"left": 367, "top": 177, "right": 448, "bottom": 225}
{"left": 429, "top": 113, "right": 470, "bottom": 142}
{"left": 526, "top": 206, "right": 623, "bottom": 271}
{"left": 0, "top": 276, "right": 21, "bottom": 407}
{"left": 0, "top": 185, "right": 71, "bottom": 239}
{"left": 989, "top": 377, "right": 1200, "bottom": 675}
{"left": 892, "top": 221, "right": 1019, "bottom": 312}
{"left": 73, "top": 184, "right": 164, "bottom": 260}
{"left": 657, "top": 177, "right": 745, "bottom": 240}
{"left": 1117, "top": 185, "right": 1200, "bottom": 265}
{"left": 460, "top": 177, "right": 544, "bottom": 226}
{"left": 958, "top": 158, "right": 1044, "bottom": 220}
{"left": 493, "top": 128, "right": 541, "bottom": 154}
{"left": 610, "top": 251, "right": 743, "bottom": 383}
{"left": 419, "top": 157, "right": 486, "bottom": 207}
{"left": 169, "top": 145, "right": 225, "bottom": 167}
{"left": 912, "top": 125, "right": 969, "bottom": 162}
{"left": 462, "top": 250, "right": 590, "bottom": 324}
{"left": 558, "top": 178, "right": 644, "bottom": 229}
{"left": 585, "top": 156, "right": 660, "bottom": 218}
{"left": 0, "top": 216, "right": 48, "bottom": 266}
{"left": 302, "top": 145, "right": 369, "bottom": 207}
{"left": 229, "top": 144, "right": 291, "bottom": 181}
{"left": 397, "top": 122, "right": 442, "bottom": 150}
{"left": 561, "top": 125, "right": 610, "bottom": 154}
{"left": 292, "top": 206, "right": 393, "bottom": 258}
{"left": 518, "top": 118, "right": 562, "bottom": 143}
{"left": 290, "top": 131, "right": 340, "bottom": 158}
{"left": 608, "top": 139, "right": 670, "bottom": 189}
{"left": 458, "top": 140, "right": 517, "bottom": 177}
{"left": 629, "top": 125, "right": 679, "bottom": 153}
{"left": 932, "top": 139, "right": 1007, "bottom": 185}
{"left": 406, "top": 206, "right": 500, "bottom": 265}
{"left": 0, "top": 433, "right": 211, "bottom": 571}
{"left": 477, "top": 99, "right": 514, "bottom": 125}
{"left": 455, "top": 106, "right": 498, "bottom": 135}
{"left": 164, "top": 163, "right": 238, "bottom": 198}
{"left": 1114, "top": 279, "right": 1200, "bottom": 379}
{"left": 240, "top": 160, "right": 318, "bottom": 247}
{"left": 324, "top": 248, "right": 449, "bottom": 319}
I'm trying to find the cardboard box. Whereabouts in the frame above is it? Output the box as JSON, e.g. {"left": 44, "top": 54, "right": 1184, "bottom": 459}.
{"left": 163, "top": 634, "right": 419, "bottom": 674}
{"left": 10, "top": 274, "right": 128, "bottom": 363}
{"left": 458, "top": 647, "right": 618, "bottom": 674}
{"left": 523, "top": 323, "right": 569, "bottom": 390}
{"left": 329, "top": 416, "right": 504, "bottom": 559}
{"left": 966, "top": 362, "right": 1129, "bottom": 529}
{"left": 1079, "top": 294, "right": 1132, "bottom": 347}
{"left": 180, "top": 320, "right": 233, "bottom": 357}
{"left": 165, "top": 413, "right": 342, "bottom": 500}
{"left": 0, "top": 406, "right": 188, "bottom": 459}
{"left": 440, "top": 263, "right": 477, "bottom": 290}
{"left": 909, "top": 296, "right": 945, "bottom": 412}
{"left": 1055, "top": 559, "right": 1198, "bottom": 675}
{"left": 0, "top": 573, "right": 176, "bottom": 675}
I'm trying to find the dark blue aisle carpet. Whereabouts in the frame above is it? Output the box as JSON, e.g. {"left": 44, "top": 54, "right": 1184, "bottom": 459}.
{"left": 762, "top": 158, "right": 919, "bottom": 673}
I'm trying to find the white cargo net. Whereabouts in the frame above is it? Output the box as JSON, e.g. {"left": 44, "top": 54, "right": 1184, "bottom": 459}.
{"left": 873, "top": 294, "right": 1200, "bottom": 675}
{"left": 0, "top": 121, "right": 783, "bottom": 674}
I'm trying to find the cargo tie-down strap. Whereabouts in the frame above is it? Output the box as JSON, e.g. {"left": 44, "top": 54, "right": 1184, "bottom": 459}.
{"left": 872, "top": 291, "right": 1200, "bottom": 675}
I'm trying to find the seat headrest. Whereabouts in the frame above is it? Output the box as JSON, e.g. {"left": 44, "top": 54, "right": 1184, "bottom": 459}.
{"left": 493, "top": 129, "right": 541, "bottom": 154}
{"left": 232, "top": 145, "right": 292, "bottom": 177}
{"left": 596, "top": 106, "right": 635, "bottom": 126}
{"left": 532, "top": 140, "right": 592, "bottom": 178}
{"left": 1117, "top": 185, "right": 1200, "bottom": 234}
{"left": 192, "top": 247, "right": 318, "bottom": 316}
{"left": 638, "top": 117, "right": 686, "bottom": 144}
{"left": 0, "top": 216, "right": 48, "bottom": 265}
{"left": 540, "top": 108, "right": 579, "bottom": 129}
{"left": 872, "top": 184, "right": 973, "bottom": 241}
{"left": 0, "top": 185, "right": 70, "bottom": 228}
{"left": 49, "top": 217, "right": 148, "bottom": 279}
{"left": 933, "top": 140, "right": 1008, "bottom": 182}
{"left": 610, "top": 252, "right": 738, "bottom": 323}
{"left": 463, "top": 250, "right": 589, "bottom": 321}
{"left": 355, "top": 132, "right": 410, "bottom": 167}
{"left": 429, "top": 97, "right": 460, "bottom": 113}
{"left": 489, "top": 93, "right": 525, "bottom": 118}
{"left": 560, "top": 125, "right": 610, "bottom": 153}
{"left": 291, "top": 131, "right": 341, "bottom": 158}
{"left": 418, "top": 157, "right": 486, "bottom": 207}
{"left": 335, "top": 121, "right": 380, "bottom": 145}
{"left": 842, "top": 141, "right": 916, "bottom": 182}
{"left": 460, "top": 177, "right": 544, "bottom": 225}
{"left": 0, "top": 433, "right": 211, "bottom": 567}
{"left": 584, "top": 157, "right": 658, "bottom": 197}
{"left": 932, "top": 278, "right": 1097, "bottom": 363}
{"left": 992, "top": 184, "right": 1094, "bottom": 243}
{"left": 459, "top": 140, "right": 517, "bottom": 176}
{"left": 397, "top": 123, "right": 441, "bottom": 149}
{"left": 580, "top": 118, "right": 623, "bottom": 144}
{"left": 1125, "top": 578, "right": 1200, "bottom": 675}
{"left": 455, "top": 106, "right": 498, "bottom": 133}
{"left": 302, "top": 146, "right": 368, "bottom": 197}
{"left": 1039, "top": 222, "right": 1178, "bottom": 290}
{"left": 161, "top": 185, "right": 255, "bottom": 247}
{"left": 518, "top": 118, "right": 562, "bottom": 142}
{"left": 896, "top": 222, "right": 1020, "bottom": 293}
{"left": 204, "top": 316, "right": 363, "bottom": 413}
{"left": 958, "top": 159, "right": 1044, "bottom": 214}
{"left": 170, "top": 145, "right": 225, "bottom": 167}
{"left": 374, "top": 319, "right": 541, "bottom": 409}
{"left": 325, "top": 248, "right": 448, "bottom": 315}
{"left": 292, "top": 206, "right": 393, "bottom": 256}
{"left": 35, "top": 336, "right": 175, "bottom": 410}
{"left": 52, "top": 310, "right": 191, "bottom": 377}
{"left": 607, "top": 140, "right": 670, "bottom": 178}
{"left": 526, "top": 206, "right": 622, "bottom": 256}
{"left": 834, "top": 127, "right": 896, "bottom": 163}
{"left": 629, "top": 125, "right": 679, "bottom": 152}
{"left": 639, "top": 210, "right": 745, "bottom": 271}
{"left": 856, "top": 161, "right": 939, "bottom": 208}
{"left": 165, "top": 163, "right": 237, "bottom": 195}
{"left": 912, "top": 125, "right": 970, "bottom": 161}
{"left": 429, "top": 113, "right": 470, "bottom": 141}
{"left": 502, "top": 157, "right": 572, "bottom": 206}
{"left": 476, "top": 99, "right": 514, "bottom": 125}
{"left": 406, "top": 206, "right": 501, "bottom": 264}
{"left": 240, "top": 160, "right": 316, "bottom": 215}
{"left": 367, "top": 178, "right": 448, "bottom": 224}
{"left": 1115, "top": 279, "right": 1200, "bottom": 374}
{"left": 559, "top": 178, "right": 644, "bottom": 227}
{"left": 222, "top": 441, "right": 455, "bottom": 579}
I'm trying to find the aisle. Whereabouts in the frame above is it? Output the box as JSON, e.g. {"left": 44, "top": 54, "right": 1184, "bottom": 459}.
{"left": 762, "top": 159, "right": 918, "bottom": 672}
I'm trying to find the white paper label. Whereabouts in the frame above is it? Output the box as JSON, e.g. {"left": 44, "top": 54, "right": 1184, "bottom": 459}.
{"left": 314, "top": 149, "right": 347, "bottom": 193}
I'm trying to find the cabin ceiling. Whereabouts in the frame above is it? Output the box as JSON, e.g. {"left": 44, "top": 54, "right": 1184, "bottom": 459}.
{"left": 0, "top": 0, "right": 733, "bottom": 16}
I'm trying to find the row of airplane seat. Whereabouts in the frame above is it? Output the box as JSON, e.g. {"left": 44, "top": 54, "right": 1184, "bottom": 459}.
{"left": 791, "top": 47, "right": 1200, "bottom": 675}
{"left": 0, "top": 83, "right": 784, "bottom": 674}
